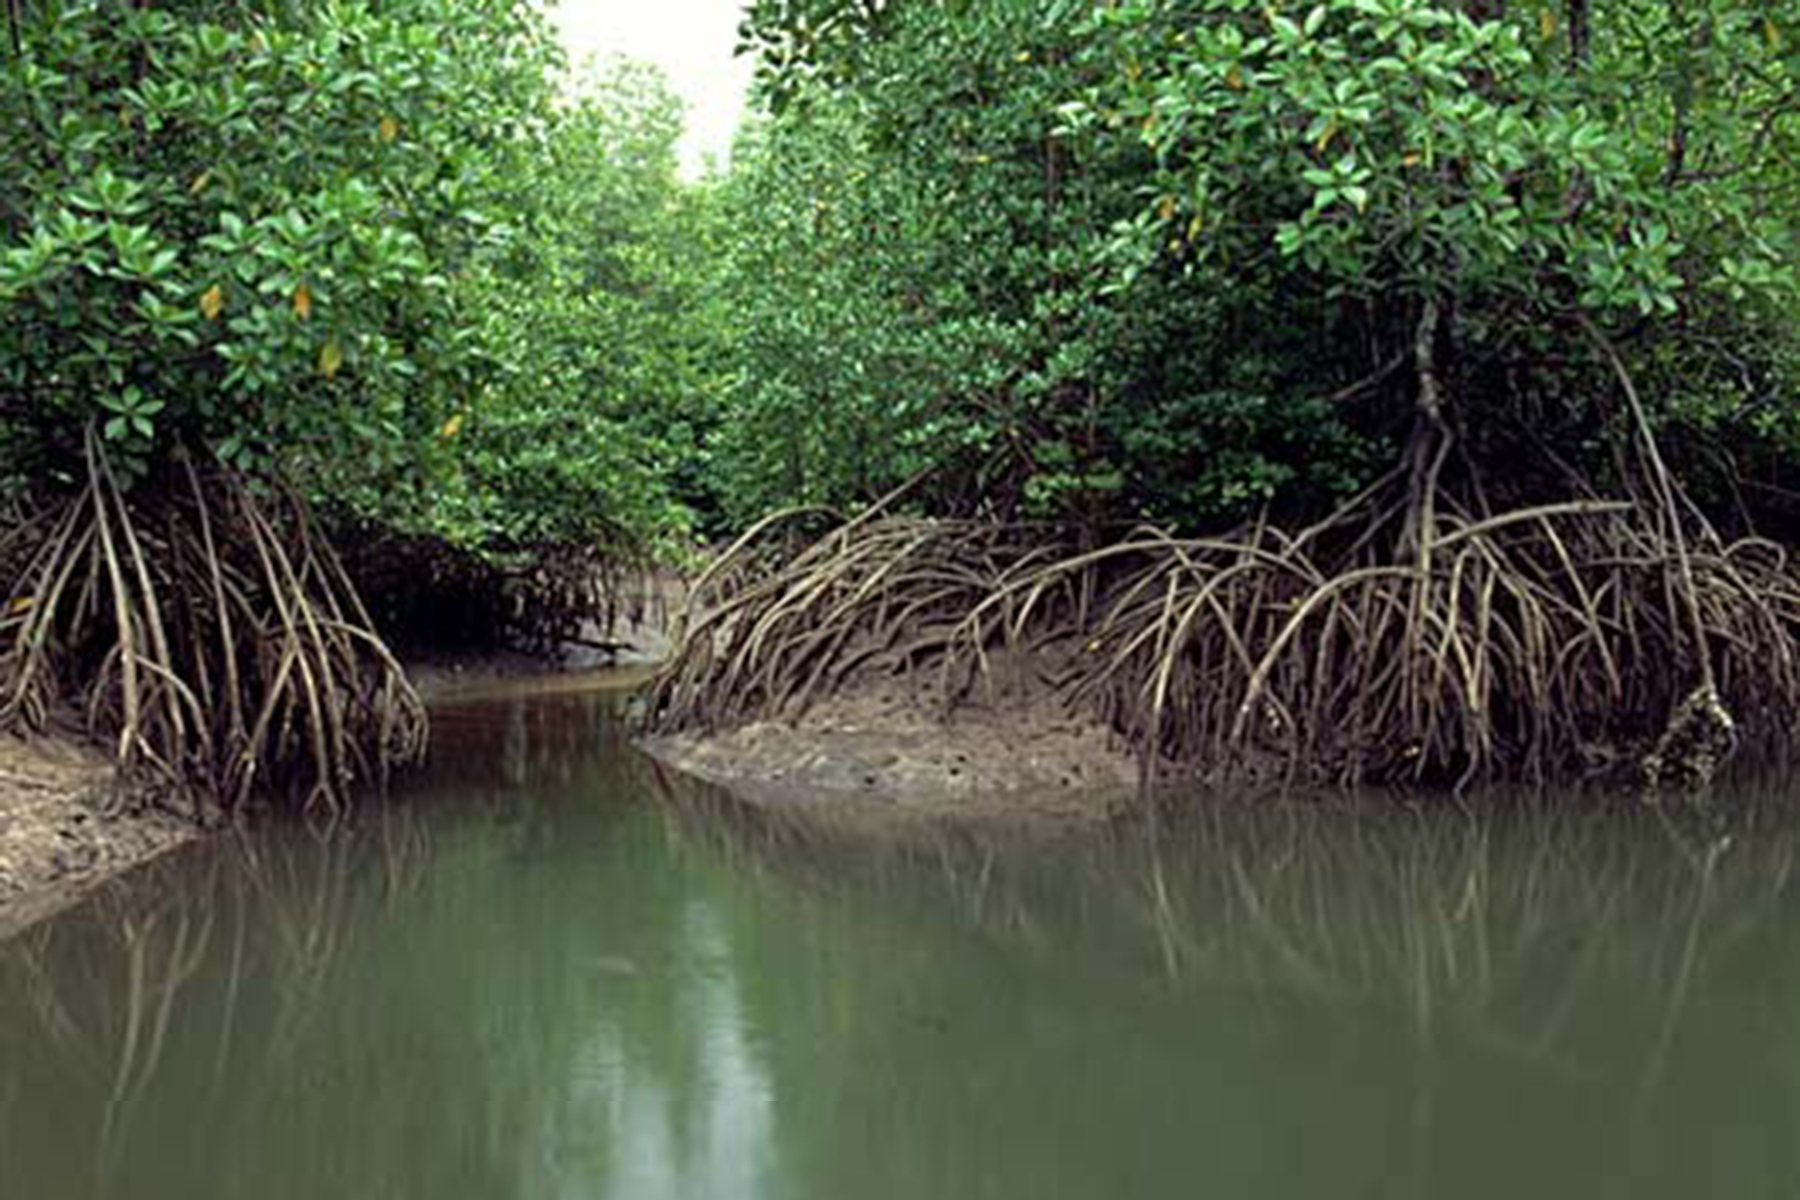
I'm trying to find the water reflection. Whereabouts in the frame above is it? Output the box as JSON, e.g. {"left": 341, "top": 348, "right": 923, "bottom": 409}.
{"left": 1, "top": 690, "right": 1799, "bottom": 1199}
{"left": 655, "top": 777, "right": 1800, "bottom": 1200}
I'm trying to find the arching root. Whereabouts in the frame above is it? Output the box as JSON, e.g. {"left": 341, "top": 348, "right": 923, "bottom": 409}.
{"left": 648, "top": 496, "right": 1800, "bottom": 791}
{"left": 0, "top": 437, "right": 426, "bottom": 815}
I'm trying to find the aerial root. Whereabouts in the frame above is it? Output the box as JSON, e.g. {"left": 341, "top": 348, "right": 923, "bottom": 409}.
{"left": 0, "top": 435, "right": 426, "bottom": 814}
{"left": 648, "top": 494, "right": 1799, "bottom": 790}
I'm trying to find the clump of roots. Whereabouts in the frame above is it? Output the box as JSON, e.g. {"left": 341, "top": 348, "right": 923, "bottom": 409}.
{"left": 647, "top": 505, "right": 1071, "bottom": 733}
{"left": 648, "top": 493, "right": 1800, "bottom": 791}
{"left": 0, "top": 434, "right": 426, "bottom": 816}
{"left": 651, "top": 308, "right": 1800, "bottom": 795}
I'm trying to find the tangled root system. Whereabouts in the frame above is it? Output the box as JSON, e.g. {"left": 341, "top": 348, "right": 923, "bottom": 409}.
{"left": 0, "top": 434, "right": 426, "bottom": 814}
{"left": 648, "top": 493, "right": 1800, "bottom": 790}
{"left": 651, "top": 310, "right": 1799, "bottom": 794}
{"left": 647, "top": 506, "right": 1062, "bottom": 733}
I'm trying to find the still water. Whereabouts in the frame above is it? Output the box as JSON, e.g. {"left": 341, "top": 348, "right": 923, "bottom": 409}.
{"left": 4, "top": 686, "right": 1800, "bottom": 1199}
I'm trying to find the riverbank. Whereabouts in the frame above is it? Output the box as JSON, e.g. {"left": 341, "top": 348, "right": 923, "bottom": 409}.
{"left": 0, "top": 735, "right": 194, "bottom": 940}
{"left": 0, "top": 638, "right": 668, "bottom": 940}
{"left": 643, "top": 669, "right": 1146, "bottom": 818}
{"left": 642, "top": 511, "right": 1800, "bottom": 795}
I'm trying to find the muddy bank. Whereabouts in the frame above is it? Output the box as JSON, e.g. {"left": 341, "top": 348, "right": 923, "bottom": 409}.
{"left": 0, "top": 581, "right": 681, "bottom": 941}
{"left": 0, "top": 736, "right": 193, "bottom": 940}
{"left": 405, "top": 601, "right": 678, "bottom": 703}
{"left": 643, "top": 673, "right": 1145, "bottom": 818}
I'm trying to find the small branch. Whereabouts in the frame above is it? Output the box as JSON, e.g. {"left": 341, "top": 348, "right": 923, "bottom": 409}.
{"left": 1323, "top": 351, "right": 1408, "bottom": 407}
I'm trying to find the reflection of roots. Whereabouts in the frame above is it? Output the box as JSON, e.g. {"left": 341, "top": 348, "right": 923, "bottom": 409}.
{"left": 649, "top": 493, "right": 1800, "bottom": 788}
{"left": 0, "top": 434, "right": 425, "bottom": 813}
{"left": 653, "top": 759, "right": 1800, "bottom": 1058}
{"left": 1, "top": 805, "right": 430, "bottom": 1158}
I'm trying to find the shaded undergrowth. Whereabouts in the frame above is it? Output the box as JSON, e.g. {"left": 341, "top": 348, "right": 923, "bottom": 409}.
{"left": 333, "top": 521, "right": 650, "bottom": 660}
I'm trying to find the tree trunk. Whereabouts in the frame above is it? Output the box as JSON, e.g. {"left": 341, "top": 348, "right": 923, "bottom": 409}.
{"left": 1566, "top": 0, "right": 1590, "bottom": 65}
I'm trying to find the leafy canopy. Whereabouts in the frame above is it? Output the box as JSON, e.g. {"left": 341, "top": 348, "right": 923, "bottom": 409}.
{"left": 717, "top": 0, "right": 1800, "bottom": 528}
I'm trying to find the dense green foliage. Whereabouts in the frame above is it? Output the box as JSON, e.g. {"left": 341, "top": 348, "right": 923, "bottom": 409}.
{"left": 0, "top": 0, "right": 710, "bottom": 802}
{"left": 0, "top": 0, "right": 702, "bottom": 562}
{"left": 408, "top": 57, "right": 713, "bottom": 562}
{"left": 723, "top": 0, "right": 1800, "bottom": 530}
{"left": 0, "top": 0, "right": 552, "bottom": 487}
{"left": 8, "top": 0, "right": 1795, "bottom": 588}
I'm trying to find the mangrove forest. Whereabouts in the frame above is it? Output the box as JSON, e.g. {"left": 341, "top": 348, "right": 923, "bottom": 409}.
{"left": 9, "top": 4, "right": 1800, "bottom": 1199}
{"left": 3, "top": 0, "right": 1800, "bottom": 808}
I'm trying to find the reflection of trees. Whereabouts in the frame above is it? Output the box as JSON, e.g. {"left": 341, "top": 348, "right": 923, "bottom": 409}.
{"left": 659, "top": 778, "right": 1800, "bottom": 1042}
{"left": 0, "top": 689, "right": 769, "bottom": 1200}
{"left": 0, "top": 805, "right": 431, "bottom": 1199}
{"left": 422, "top": 685, "right": 653, "bottom": 797}
{"left": 655, "top": 772, "right": 1800, "bottom": 1200}
{"left": 7, "top": 685, "right": 1800, "bottom": 1200}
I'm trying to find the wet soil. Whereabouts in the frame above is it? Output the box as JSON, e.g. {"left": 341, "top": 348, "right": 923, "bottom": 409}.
{"left": 643, "top": 670, "right": 1144, "bottom": 818}
{"left": 0, "top": 735, "right": 193, "bottom": 941}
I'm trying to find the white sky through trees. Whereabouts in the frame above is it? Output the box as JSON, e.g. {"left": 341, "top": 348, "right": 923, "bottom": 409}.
{"left": 553, "top": 0, "right": 755, "bottom": 177}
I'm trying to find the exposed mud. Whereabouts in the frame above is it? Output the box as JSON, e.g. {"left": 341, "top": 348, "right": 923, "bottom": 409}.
{"left": 0, "top": 735, "right": 194, "bottom": 941}
{"left": 643, "top": 669, "right": 1145, "bottom": 818}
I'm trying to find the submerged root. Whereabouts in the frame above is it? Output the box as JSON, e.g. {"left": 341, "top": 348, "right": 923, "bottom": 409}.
{"left": 0, "top": 437, "right": 426, "bottom": 815}
{"left": 649, "top": 495, "right": 1800, "bottom": 791}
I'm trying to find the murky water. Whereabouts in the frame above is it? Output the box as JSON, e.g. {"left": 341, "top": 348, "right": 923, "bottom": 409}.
{"left": 4, "top": 687, "right": 1800, "bottom": 1199}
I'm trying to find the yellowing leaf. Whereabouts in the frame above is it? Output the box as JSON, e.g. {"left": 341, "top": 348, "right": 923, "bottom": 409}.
{"left": 379, "top": 114, "right": 399, "bottom": 143}
{"left": 319, "top": 338, "right": 344, "bottom": 379}
{"left": 1767, "top": 19, "right": 1783, "bottom": 51}
{"left": 188, "top": 169, "right": 212, "bottom": 196}
{"left": 293, "top": 282, "right": 312, "bottom": 320}
{"left": 1539, "top": 8, "right": 1556, "bottom": 39}
{"left": 1187, "top": 212, "right": 1205, "bottom": 241}
{"left": 440, "top": 412, "right": 465, "bottom": 439}
{"left": 1315, "top": 120, "right": 1339, "bottom": 153}
{"left": 1225, "top": 64, "right": 1246, "bottom": 91}
{"left": 1402, "top": 151, "right": 1423, "bottom": 167}
{"left": 1157, "top": 195, "right": 1177, "bottom": 221}
{"left": 200, "top": 284, "right": 224, "bottom": 320}
{"left": 8, "top": 597, "right": 33, "bottom": 615}
{"left": 1014, "top": 50, "right": 1031, "bottom": 63}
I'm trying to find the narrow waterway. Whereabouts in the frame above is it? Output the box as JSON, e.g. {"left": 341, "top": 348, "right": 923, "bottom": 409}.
{"left": 3, "top": 685, "right": 1799, "bottom": 1199}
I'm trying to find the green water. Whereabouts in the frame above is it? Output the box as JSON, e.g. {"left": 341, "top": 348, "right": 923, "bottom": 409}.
{"left": 4, "top": 688, "right": 1800, "bottom": 1200}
